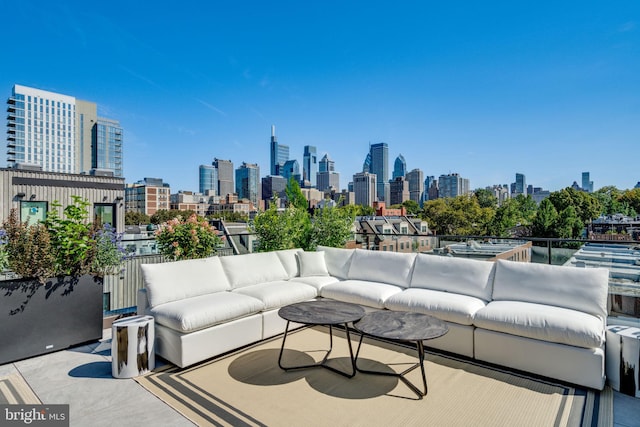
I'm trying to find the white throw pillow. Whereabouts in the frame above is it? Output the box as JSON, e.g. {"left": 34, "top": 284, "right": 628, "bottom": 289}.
{"left": 297, "top": 251, "right": 329, "bottom": 277}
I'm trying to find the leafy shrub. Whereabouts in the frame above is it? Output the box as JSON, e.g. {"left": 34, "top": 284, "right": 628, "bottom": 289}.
{"left": 155, "top": 214, "right": 223, "bottom": 261}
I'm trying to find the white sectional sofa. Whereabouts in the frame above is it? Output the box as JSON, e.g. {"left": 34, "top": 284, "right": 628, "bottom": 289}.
{"left": 138, "top": 245, "right": 610, "bottom": 390}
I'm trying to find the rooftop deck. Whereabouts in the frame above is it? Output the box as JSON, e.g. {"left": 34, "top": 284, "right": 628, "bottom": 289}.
{"left": 1, "top": 327, "right": 639, "bottom": 427}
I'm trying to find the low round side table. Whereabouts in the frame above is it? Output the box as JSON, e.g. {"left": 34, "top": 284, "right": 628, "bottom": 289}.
{"left": 353, "top": 310, "right": 448, "bottom": 399}
{"left": 111, "top": 315, "right": 155, "bottom": 379}
{"left": 278, "top": 300, "right": 365, "bottom": 378}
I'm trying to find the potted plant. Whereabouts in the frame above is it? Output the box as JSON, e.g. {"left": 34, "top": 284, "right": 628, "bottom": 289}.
{"left": 0, "top": 196, "right": 128, "bottom": 364}
{"left": 154, "top": 213, "right": 224, "bottom": 261}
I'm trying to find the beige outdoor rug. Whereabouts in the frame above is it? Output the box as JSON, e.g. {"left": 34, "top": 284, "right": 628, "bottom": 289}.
{"left": 136, "top": 326, "right": 613, "bottom": 427}
{"left": 0, "top": 373, "right": 41, "bottom": 405}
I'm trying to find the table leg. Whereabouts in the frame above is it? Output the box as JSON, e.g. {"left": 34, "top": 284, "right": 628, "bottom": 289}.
{"left": 355, "top": 335, "right": 428, "bottom": 399}
{"left": 278, "top": 322, "right": 357, "bottom": 378}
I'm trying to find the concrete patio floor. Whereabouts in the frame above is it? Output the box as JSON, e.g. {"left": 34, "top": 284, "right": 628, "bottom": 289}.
{"left": 1, "top": 329, "right": 639, "bottom": 427}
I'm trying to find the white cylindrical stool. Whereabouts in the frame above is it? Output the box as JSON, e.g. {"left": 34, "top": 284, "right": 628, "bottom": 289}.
{"left": 112, "top": 315, "right": 155, "bottom": 378}
{"left": 606, "top": 324, "right": 640, "bottom": 397}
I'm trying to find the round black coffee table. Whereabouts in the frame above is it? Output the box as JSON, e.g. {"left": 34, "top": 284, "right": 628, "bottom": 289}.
{"left": 353, "top": 310, "right": 448, "bottom": 399}
{"left": 278, "top": 300, "right": 365, "bottom": 378}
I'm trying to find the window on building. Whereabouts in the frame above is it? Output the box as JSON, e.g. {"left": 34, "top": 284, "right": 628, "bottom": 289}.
{"left": 20, "top": 201, "right": 47, "bottom": 226}
{"left": 94, "top": 203, "right": 115, "bottom": 227}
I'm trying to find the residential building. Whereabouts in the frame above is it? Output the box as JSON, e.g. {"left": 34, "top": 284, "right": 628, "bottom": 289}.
{"left": 389, "top": 176, "right": 409, "bottom": 205}
{"left": 317, "top": 154, "right": 339, "bottom": 191}
{"left": 0, "top": 167, "right": 125, "bottom": 232}
{"left": 213, "top": 158, "right": 234, "bottom": 198}
{"left": 199, "top": 164, "right": 217, "bottom": 195}
{"left": 6, "top": 84, "right": 123, "bottom": 177}
{"left": 303, "top": 145, "right": 318, "bottom": 187}
{"left": 269, "top": 125, "right": 289, "bottom": 176}
{"left": 125, "top": 177, "right": 170, "bottom": 217}
{"left": 392, "top": 154, "right": 406, "bottom": 179}
{"left": 353, "top": 171, "right": 376, "bottom": 207}
{"left": 169, "top": 191, "right": 209, "bottom": 216}
{"left": 235, "top": 162, "right": 260, "bottom": 207}
{"left": 406, "top": 168, "right": 424, "bottom": 205}
{"left": 438, "top": 173, "right": 469, "bottom": 198}
{"left": 94, "top": 118, "right": 123, "bottom": 177}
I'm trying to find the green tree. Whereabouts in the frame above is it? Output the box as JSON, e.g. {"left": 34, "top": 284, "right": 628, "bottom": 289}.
{"left": 619, "top": 188, "right": 640, "bottom": 215}
{"left": 150, "top": 209, "right": 188, "bottom": 225}
{"left": 125, "top": 211, "right": 150, "bottom": 225}
{"left": 250, "top": 203, "right": 311, "bottom": 251}
{"left": 487, "top": 198, "right": 521, "bottom": 236}
{"left": 402, "top": 200, "right": 421, "bottom": 216}
{"left": 285, "top": 177, "right": 308, "bottom": 211}
{"left": 548, "top": 187, "right": 601, "bottom": 225}
{"left": 422, "top": 195, "right": 493, "bottom": 235}
{"left": 555, "top": 206, "right": 584, "bottom": 239}
{"left": 531, "top": 198, "right": 559, "bottom": 238}
{"left": 474, "top": 188, "right": 498, "bottom": 209}
{"left": 308, "top": 202, "right": 355, "bottom": 250}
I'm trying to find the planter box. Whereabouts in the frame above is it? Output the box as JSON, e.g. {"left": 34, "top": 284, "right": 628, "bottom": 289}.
{"left": 0, "top": 275, "right": 104, "bottom": 365}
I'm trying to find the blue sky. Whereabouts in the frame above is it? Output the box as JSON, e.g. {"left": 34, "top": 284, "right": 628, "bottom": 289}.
{"left": 2, "top": 1, "right": 639, "bottom": 193}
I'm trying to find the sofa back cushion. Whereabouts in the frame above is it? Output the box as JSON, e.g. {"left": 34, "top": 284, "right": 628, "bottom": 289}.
{"left": 275, "top": 248, "right": 303, "bottom": 278}
{"left": 297, "top": 251, "right": 329, "bottom": 277}
{"left": 410, "top": 254, "right": 495, "bottom": 301}
{"left": 220, "top": 251, "right": 289, "bottom": 289}
{"left": 316, "top": 246, "right": 355, "bottom": 279}
{"left": 492, "top": 259, "right": 609, "bottom": 319}
{"left": 348, "top": 249, "right": 416, "bottom": 288}
{"left": 141, "top": 257, "right": 231, "bottom": 308}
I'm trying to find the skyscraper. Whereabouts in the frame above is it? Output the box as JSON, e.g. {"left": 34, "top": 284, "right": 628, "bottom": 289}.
{"left": 369, "top": 142, "right": 389, "bottom": 202}
{"left": 515, "top": 173, "right": 527, "bottom": 196}
{"left": 214, "top": 158, "right": 234, "bottom": 197}
{"left": 392, "top": 154, "right": 406, "bottom": 179}
{"left": 582, "top": 172, "right": 594, "bottom": 193}
{"left": 281, "top": 159, "right": 301, "bottom": 183}
{"left": 317, "top": 154, "right": 340, "bottom": 191}
{"left": 303, "top": 145, "right": 318, "bottom": 187}
{"left": 235, "top": 162, "right": 260, "bottom": 206}
{"left": 6, "top": 84, "right": 122, "bottom": 176}
{"left": 438, "top": 173, "right": 470, "bottom": 198}
{"left": 199, "top": 165, "right": 217, "bottom": 194}
{"left": 94, "top": 118, "right": 123, "bottom": 177}
{"left": 269, "top": 125, "right": 289, "bottom": 176}
{"left": 406, "top": 168, "right": 424, "bottom": 205}
{"left": 353, "top": 171, "right": 376, "bottom": 207}
{"left": 389, "top": 176, "right": 409, "bottom": 205}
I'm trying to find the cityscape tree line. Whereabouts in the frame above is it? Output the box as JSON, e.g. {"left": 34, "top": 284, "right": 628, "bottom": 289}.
{"left": 125, "top": 184, "right": 640, "bottom": 241}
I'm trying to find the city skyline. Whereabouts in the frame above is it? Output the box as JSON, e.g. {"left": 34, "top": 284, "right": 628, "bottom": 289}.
{"left": 2, "top": 1, "right": 639, "bottom": 193}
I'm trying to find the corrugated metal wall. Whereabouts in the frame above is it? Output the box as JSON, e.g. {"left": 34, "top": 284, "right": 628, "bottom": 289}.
{"left": 103, "top": 254, "right": 165, "bottom": 312}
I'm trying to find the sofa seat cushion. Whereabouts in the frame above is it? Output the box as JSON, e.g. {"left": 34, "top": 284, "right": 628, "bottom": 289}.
{"left": 347, "top": 249, "right": 416, "bottom": 288}
{"left": 233, "top": 281, "right": 318, "bottom": 310}
{"left": 289, "top": 276, "right": 340, "bottom": 291}
{"left": 141, "top": 256, "right": 232, "bottom": 308}
{"left": 384, "top": 288, "right": 486, "bottom": 326}
{"left": 320, "top": 280, "right": 403, "bottom": 309}
{"left": 151, "top": 292, "right": 265, "bottom": 333}
{"left": 473, "top": 301, "right": 605, "bottom": 349}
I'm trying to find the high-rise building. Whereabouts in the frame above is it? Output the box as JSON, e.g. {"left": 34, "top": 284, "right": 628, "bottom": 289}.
{"left": 389, "top": 176, "right": 409, "bottom": 205}
{"left": 369, "top": 142, "right": 389, "bottom": 202}
{"left": 317, "top": 154, "right": 339, "bottom": 191}
{"left": 353, "top": 171, "right": 377, "bottom": 207}
{"left": 94, "top": 118, "right": 123, "bottom": 177}
{"left": 269, "top": 125, "right": 289, "bottom": 176}
{"left": 261, "top": 175, "right": 287, "bottom": 207}
{"left": 514, "top": 173, "right": 527, "bottom": 196}
{"left": 6, "top": 84, "right": 122, "bottom": 176}
{"left": 438, "top": 173, "right": 470, "bottom": 198}
{"left": 235, "top": 162, "right": 260, "bottom": 206}
{"left": 406, "top": 168, "right": 424, "bottom": 205}
{"left": 303, "top": 145, "right": 318, "bottom": 187}
{"left": 392, "top": 154, "right": 406, "bottom": 179}
{"left": 281, "top": 159, "right": 301, "bottom": 183}
{"left": 199, "top": 165, "right": 217, "bottom": 195}
{"left": 423, "top": 176, "right": 437, "bottom": 202}
{"left": 582, "top": 172, "right": 594, "bottom": 193}
{"left": 214, "top": 158, "right": 234, "bottom": 197}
